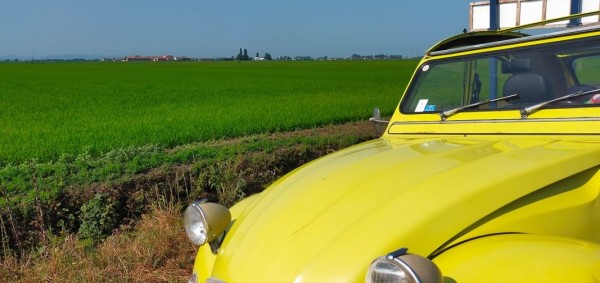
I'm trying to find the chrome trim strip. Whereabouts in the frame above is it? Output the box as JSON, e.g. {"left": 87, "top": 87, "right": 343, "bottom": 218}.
{"left": 391, "top": 117, "right": 600, "bottom": 126}
{"left": 206, "top": 277, "right": 226, "bottom": 283}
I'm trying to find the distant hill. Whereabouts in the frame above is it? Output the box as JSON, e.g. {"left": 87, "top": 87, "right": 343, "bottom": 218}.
{"left": 0, "top": 54, "right": 108, "bottom": 61}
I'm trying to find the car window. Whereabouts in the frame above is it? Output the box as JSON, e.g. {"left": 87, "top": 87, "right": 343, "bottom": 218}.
{"left": 402, "top": 57, "right": 513, "bottom": 113}
{"left": 401, "top": 37, "right": 600, "bottom": 114}
{"left": 572, "top": 54, "right": 600, "bottom": 87}
{"left": 403, "top": 61, "right": 464, "bottom": 112}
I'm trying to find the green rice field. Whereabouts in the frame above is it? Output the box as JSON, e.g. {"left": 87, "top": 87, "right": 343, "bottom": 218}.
{"left": 0, "top": 60, "right": 417, "bottom": 163}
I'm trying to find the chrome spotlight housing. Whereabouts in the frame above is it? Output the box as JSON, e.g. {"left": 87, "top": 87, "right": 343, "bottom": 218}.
{"left": 184, "top": 200, "right": 231, "bottom": 247}
{"left": 366, "top": 248, "right": 442, "bottom": 283}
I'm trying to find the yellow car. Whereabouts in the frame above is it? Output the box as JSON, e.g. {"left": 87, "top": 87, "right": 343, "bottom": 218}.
{"left": 184, "top": 19, "right": 600, "bottom": 282}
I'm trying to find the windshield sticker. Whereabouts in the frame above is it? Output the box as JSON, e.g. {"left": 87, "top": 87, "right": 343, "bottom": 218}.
{"left": 422, "top": 65, "right": 430, "bottom": 72}
{"left": 415, "top": 99, "right": 429, "bottom": 112}
{"left": 424, "top": 105, "right": 436, "bottom": 111}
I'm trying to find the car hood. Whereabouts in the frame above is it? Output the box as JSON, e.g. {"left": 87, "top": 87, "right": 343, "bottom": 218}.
{"left": 211, "top": 136, "right": 600, "bottom": 282}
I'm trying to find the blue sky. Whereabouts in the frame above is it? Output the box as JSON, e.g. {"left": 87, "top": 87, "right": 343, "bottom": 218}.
{"left": 1, "top": 0, "right": 472, "bottom": 59}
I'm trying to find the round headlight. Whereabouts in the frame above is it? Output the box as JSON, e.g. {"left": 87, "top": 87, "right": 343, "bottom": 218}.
{"left": 184, "top": 203, "right": 208, "bottom": 245}
{"left": 366, "top": 253, "right": 442, "bottom": 283}
{"left": 184, "top": 201, "right": 231, "bottom": 246}
{"left": 366, "top": 257, "right": 418, "bottom": 283}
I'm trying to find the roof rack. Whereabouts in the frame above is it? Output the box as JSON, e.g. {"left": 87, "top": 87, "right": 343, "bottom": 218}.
{"left": 498, "top": 10, "right": 600, "bottom": 33}
{"left": 470, "top": 0, "right": 600, "bottom": 32}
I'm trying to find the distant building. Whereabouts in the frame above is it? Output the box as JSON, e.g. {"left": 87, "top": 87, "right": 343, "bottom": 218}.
{"left": 124, "top": 55, "right": 176, "bottom": 62}
{"left": 293, "top": 56, "right": 314, "bottom": 61}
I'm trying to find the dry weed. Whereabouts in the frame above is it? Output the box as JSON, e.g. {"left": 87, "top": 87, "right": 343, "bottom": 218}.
{"left": 0, "top": 205, "right": 195, "bottom": 282}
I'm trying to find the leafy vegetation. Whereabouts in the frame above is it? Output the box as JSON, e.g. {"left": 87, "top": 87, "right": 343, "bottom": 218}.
{"left": 0, "top": 121, "right": 379, "bottom": 282}
{"left": 77, "top": 193, "right": 122, "bottom": 242}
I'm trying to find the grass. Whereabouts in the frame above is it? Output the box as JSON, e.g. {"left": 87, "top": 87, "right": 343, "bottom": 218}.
{"left": 0, "top": 205, "right": 194, "bottom": 282}
{"left": 0, "top": 60, "right": 416, "bottom": 163}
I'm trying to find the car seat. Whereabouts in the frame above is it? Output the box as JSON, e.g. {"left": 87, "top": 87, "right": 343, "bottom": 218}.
{"left": 503, "top": 72, "right": 552, "bottom": 104}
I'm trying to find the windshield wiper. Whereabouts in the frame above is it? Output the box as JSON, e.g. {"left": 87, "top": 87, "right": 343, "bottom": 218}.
{"left": 520, "top": 88, "right": 600, "bottom": 119}
{"left": 440, "top": 94, "right": 518, "bottom": 121}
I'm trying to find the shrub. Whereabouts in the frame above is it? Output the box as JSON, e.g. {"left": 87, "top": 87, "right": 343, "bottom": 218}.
{"left": 77, "top": 193, "right": 121, "bottom": 244}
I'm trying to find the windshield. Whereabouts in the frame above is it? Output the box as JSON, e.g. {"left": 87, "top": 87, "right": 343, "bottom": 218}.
{"left": 401, "top": 36, "right": 600, "bottom": 114}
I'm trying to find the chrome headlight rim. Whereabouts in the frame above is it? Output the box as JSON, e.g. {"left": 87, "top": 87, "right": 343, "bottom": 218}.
{"left": 366, "top": 248, "right": 442, "bottom": 283}
{"left": 184, "top": 201, "right": 210, "bottom": 246}
{"left": 366, "top": 257, "right": 418, "bottom": 283}
{"left": 183, "top": 200, "right": 232, "bottom": 247}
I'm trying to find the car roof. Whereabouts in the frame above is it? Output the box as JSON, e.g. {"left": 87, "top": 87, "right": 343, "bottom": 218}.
{"left": 427, "top": 24, "right": 600, "bottom": 57}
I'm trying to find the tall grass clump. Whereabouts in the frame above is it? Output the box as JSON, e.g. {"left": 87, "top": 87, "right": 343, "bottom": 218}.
{"left": 0, "top": 205, "right": 193, "bottom": 282}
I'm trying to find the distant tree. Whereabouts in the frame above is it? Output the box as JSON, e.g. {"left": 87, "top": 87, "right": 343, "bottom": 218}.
{"left": 243, "top": 49, "right": 249, "bottom": 60}
{"left": 235, "top": 48, "right": 243, "bottom": 60}
{"left": 256, "top": 52, "right": 260, "bottom": 58}
{"left": 264, "top": 53, "right": 272, "bottom": 60}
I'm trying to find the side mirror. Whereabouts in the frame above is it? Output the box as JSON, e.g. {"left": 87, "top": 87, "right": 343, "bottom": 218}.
{"left": 369, "top": 107, "right": 389, "bottom": 136}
